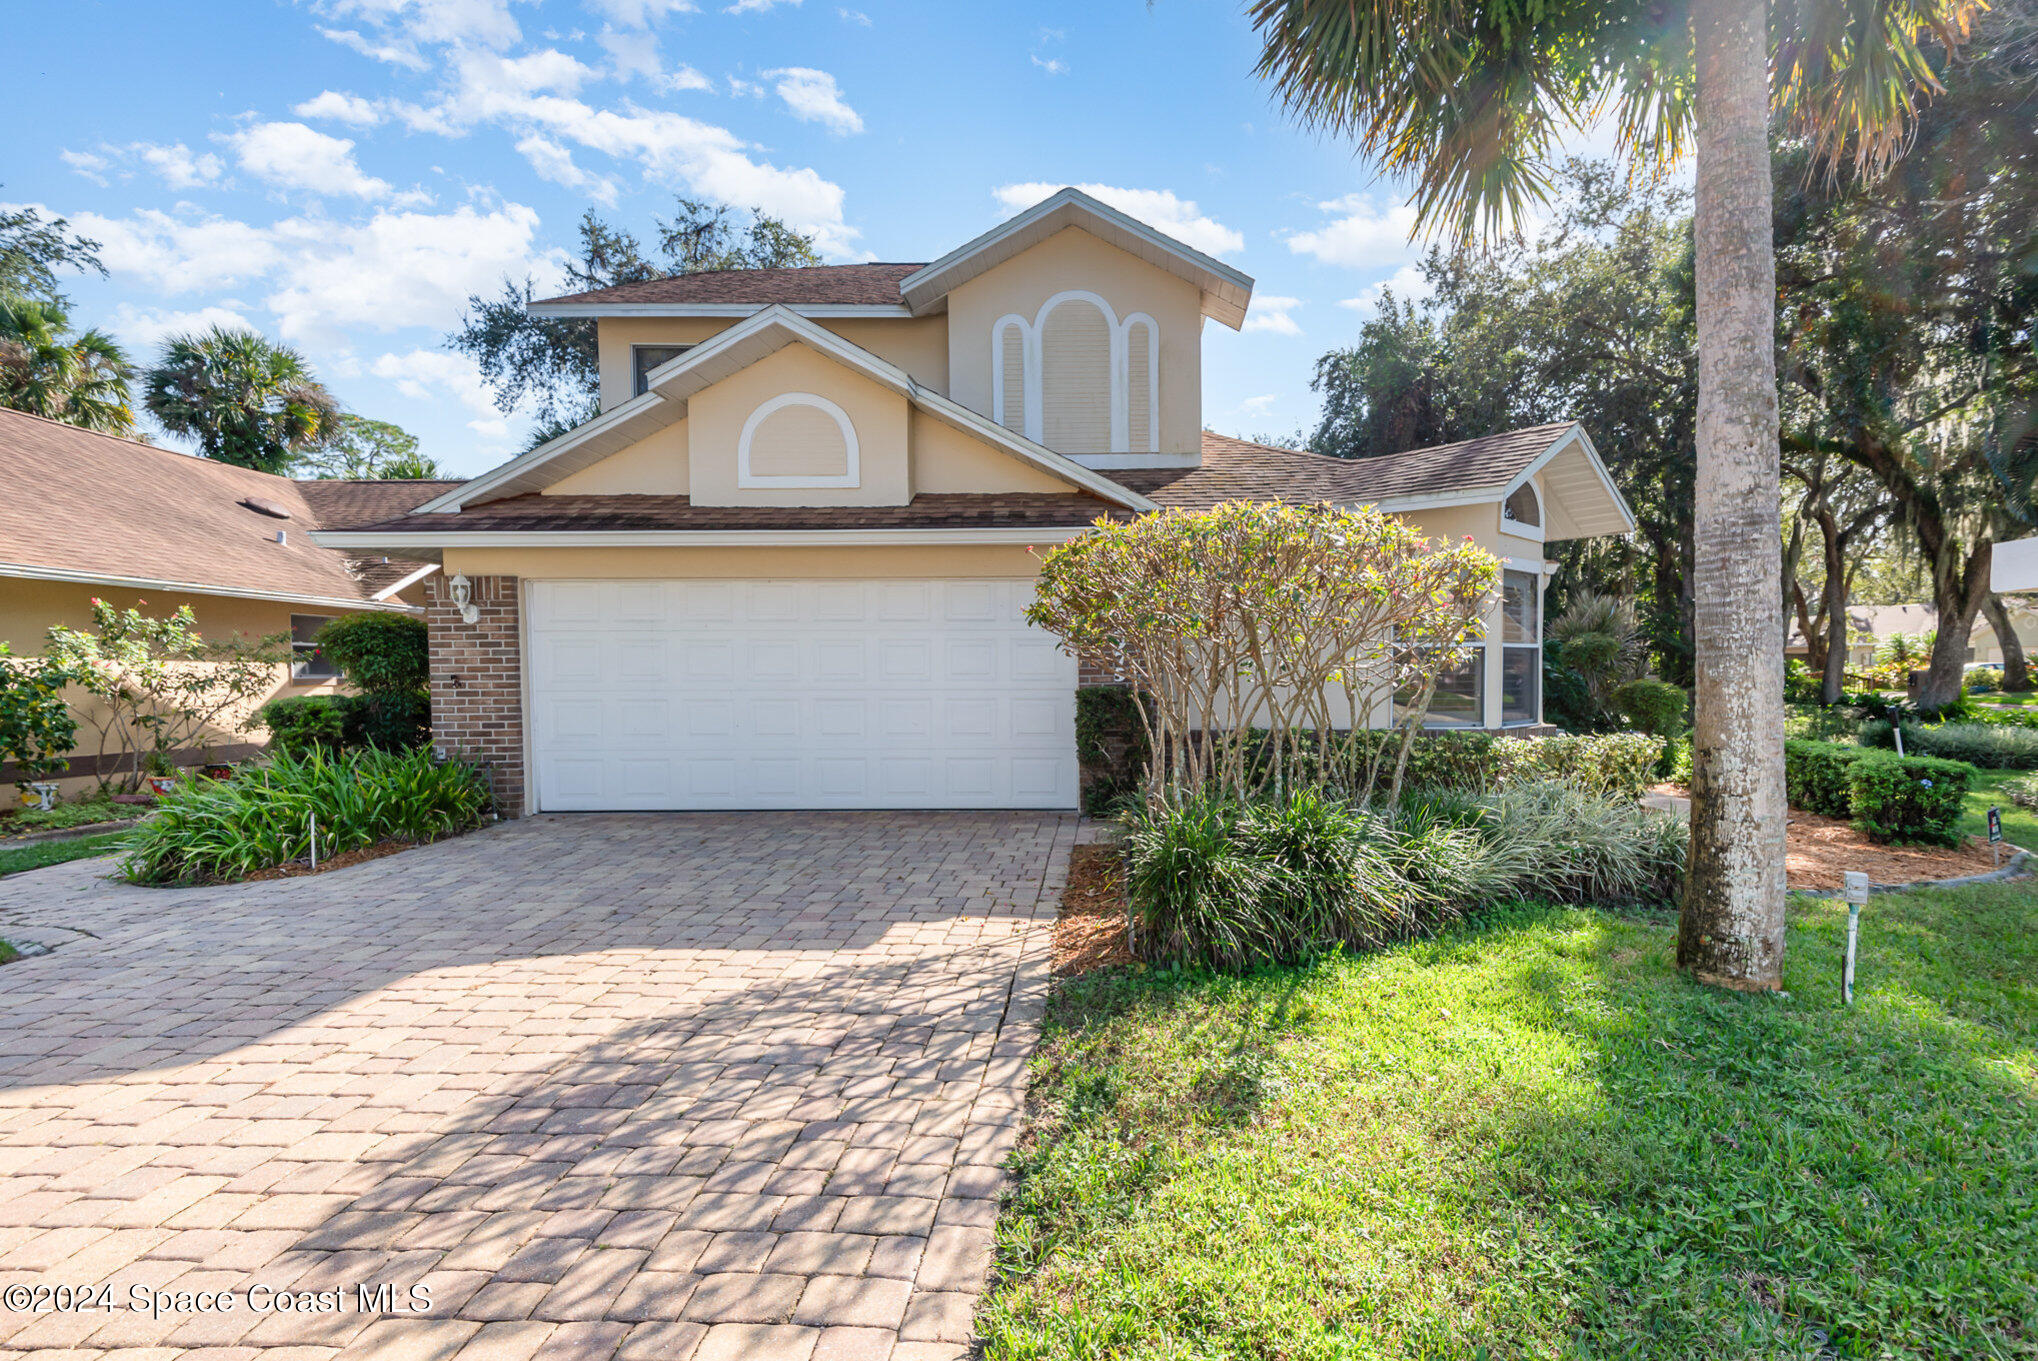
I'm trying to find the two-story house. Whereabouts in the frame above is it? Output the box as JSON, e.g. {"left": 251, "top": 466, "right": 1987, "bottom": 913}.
{"left": 317, "top": 189, "right": 1634, "bottom": 815}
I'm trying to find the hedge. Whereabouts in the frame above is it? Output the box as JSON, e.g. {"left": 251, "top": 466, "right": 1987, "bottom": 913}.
{"left": 1785, "top": 738, "right": 1975, "bottom": 846}
{"left": 258, "top": 692, "right": 431, "bottom": 758}
{"left": 1862, "top": 718, "right": 2038, "bottom": 770}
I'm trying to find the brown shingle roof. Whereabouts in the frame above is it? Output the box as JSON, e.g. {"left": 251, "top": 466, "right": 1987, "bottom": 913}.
{"left": 0, "top": 408, "right": 449, "bottom": 608}
{"left": 1112, "top": 426, "right": 1576, "bottom": 510}
{"left": 294, "top": 478, "right": 466, "bottom": 530}
{"left": 536, "top": 263, "right": 926, "bottom": 310}
{"left": 344, "top": 492, "right": 1121, "bottom": 535}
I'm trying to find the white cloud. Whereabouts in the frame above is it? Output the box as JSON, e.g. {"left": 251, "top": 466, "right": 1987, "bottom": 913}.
{"left": 107, "top": 302, "right": 258, "bottom": 351}
{"left": 725, "top": 0, "right": 800, "bottom": 11}
{"left": 135, "top": 142, "right": 226, "bottom": 189}
{"left": 1337, "top": 263, "right": 1432, "bottom": 315}
{"left": 319, "top": 26, "right": 432, "bottom": 70}
{"left": 727, "top": 75, "right": 764, "bottom": 98}
{"left": 60, "top": 150, "right": 111, "bottom": 184}
{"left": 1030, "top": 55, "right": 1067, "bottom": 76}
{"left": 370, "top": 349, "right": 508, "bottom": 435}
{"left": 319, "top": 0, "right": 523, "bottom": 55}
{"left": 1242, "top": 294, "right": 1302, "bottom": 336}
{"left": 765, "top": 68, "right": 862, "bottom": 135}
{"left": 222, "top": 122, "right": 393, "bottom": 200}
{"left": 263, "top": 203, "right": 555, "bottom": 341}
{"left": 1238, "top": 394, "right": 1278, "bottom": 414}
{"left": 588, "top": 0, "right": 696, "bottom": 25}
{"left": 598, "top": 30, "right": 712, "bottom": 90}
{"left": 1285, "top": 194, "right": 1421, "bottom": 268}
{"left": 60, "top": 142, "right": 223, "bottom": 190}
{"left": 294, "top": 90, "right": 385, "bottom": 127}
{"left": 515, "top": 134, "right": 619, "bottom": 204}
{"left": 992, "top": 182, "right": 1244, "bottom": 257}
{"left": 837, "top": 7, "right": 870, "bottom": 23}
{"left": 60, "top": 207, "right": 284, "bottom": 293}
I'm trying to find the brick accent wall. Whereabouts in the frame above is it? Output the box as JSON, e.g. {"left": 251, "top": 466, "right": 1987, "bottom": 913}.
{"left": 427, "top": 573, "right": 526, "bottom": 817}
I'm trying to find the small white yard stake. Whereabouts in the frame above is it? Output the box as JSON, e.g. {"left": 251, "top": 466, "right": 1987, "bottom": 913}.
{"left": 308, "top": 813, "right": 318, "bottom": 871}
{"left": 1841, "top": 870, "right": 1869, "bottom": 1005}
{"left": 1893, "top": 725, "right": 1906, "bottom": 758}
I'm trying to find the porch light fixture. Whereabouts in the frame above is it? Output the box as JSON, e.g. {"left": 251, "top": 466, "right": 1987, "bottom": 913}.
{"left": 447, "top": 573, "right": 480, "bottom": 624}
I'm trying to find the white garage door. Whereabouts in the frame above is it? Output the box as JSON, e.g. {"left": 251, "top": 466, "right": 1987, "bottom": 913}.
{"left": 527, "top": 578, "right": 1078, "bottom": 811}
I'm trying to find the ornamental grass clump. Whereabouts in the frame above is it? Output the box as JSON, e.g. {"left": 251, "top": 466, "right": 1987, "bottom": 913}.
{"left": 120, "top": 746, "right": 491, "bottom": 885}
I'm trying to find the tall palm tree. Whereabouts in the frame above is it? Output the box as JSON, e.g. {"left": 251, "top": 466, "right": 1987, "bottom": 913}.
{"left": 0, "top": 295, "right": 136, "bottom": 434}
{"left": 142, "top": 326, "right": 339, "bottom": 474}
{"left": 1250, "top": 0, "right": 1976, "bottom": 990}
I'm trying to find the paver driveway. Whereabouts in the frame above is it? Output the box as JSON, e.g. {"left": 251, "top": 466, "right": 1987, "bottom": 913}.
{"left": 0, "top": 811, "right": 1074, "bottom": 1361}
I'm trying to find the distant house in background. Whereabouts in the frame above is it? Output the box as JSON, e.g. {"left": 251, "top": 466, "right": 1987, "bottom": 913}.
{"left": 1997, "top": 536, "right": 2038, "bottom": 595}
{"left": 1786, "top": 599, "right": 2038, "bottom": 669}
{"left": 0, "top": 408, "right": 460, "bottom": 796}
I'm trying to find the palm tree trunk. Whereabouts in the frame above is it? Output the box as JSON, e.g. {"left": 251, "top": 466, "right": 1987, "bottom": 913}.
{"left": 1679, "top": 0, "right": 1789, "bottom": 991}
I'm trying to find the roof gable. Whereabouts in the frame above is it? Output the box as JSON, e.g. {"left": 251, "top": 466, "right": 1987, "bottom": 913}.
{"left": 528, "top": 262, "right": 923, "bottom": 316}
{"left": 899, "top": 188, "right": 1254, "bottom": 330}
{"left": 416, "top": 306, "right": 1154, "bottom": 513}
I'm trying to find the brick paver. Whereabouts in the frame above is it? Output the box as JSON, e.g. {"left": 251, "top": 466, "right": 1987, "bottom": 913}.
{"left": 0, "top": 812, "right": 1069, "bottom": 1360}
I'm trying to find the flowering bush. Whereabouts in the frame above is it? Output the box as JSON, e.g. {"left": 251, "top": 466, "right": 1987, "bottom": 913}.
{"left": 1029, "top": 502, "right": 1498, "bottom": 807}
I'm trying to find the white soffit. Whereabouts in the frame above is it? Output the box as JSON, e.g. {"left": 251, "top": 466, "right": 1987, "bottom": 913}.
{"left": 1510, "top": 426, "right": 1636, "bottom": 541}
{"left": 899, "top": 188, "right": 1255, "bottom": 331}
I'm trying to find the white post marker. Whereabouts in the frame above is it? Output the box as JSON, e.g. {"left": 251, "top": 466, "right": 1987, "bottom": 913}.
{"left": 1988, "top": 806, "right": 2003, "bottom": 870}
{"left": 309, "top": 812, "right": 319, "bottom": 871}
{"left": 1842, "top": 870, "right": 1870, "bottom": 1005}
{"left": 1893, "top": 724, "right": 1906, "bottom": 758}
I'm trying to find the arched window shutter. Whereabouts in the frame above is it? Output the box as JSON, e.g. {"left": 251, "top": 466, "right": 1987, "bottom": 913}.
{"left": 997, "top": 325, "right": 1027, "bottom": 433}
{"left": 1125, "top": 320, "right": 1154, "bottom": 453}
{"left": 1040, "top": 299, "right": 1112, "bottom": 452}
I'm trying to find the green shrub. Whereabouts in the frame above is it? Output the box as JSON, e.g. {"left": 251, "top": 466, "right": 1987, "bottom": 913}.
{"left": 1076, "top": 685, "right": 1150, "bottom": 815}
{"left": 1783, "top": 739, "right": 1873, "bottom": 818}
{"left": 119, "top": 746, "right": 491, "bottom": 885}
{"left": 316, "top": 612, "right": 428, "bottom": 694}
{"left": 257, "top": 694, "right": 346, "bottom": 757}
{"left": 1846, "top": 753, "right": 1974, "bottom": 847}
{"left": 1864, "top": 719, "right": 2038, "bottom": 769}
{"left": 1122, "top": 779, "right": 1685, "bottom": 970}
{"left": 1319, "top": 729, "right": 1661, "bottom": 800}
{"left": 1472, "top": 781, "right": 1687, "bottom": 906}
{"left": 340, "top": 692, "right": 432, "bottom": 752}
{"left": 1613, "top": 678, "right": 1687, "bottom": 737}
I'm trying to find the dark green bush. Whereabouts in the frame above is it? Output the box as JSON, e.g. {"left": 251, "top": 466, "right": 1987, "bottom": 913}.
{"left": 316, "top": 612, "right": 428, "bottom": 694}
{"left": 120, "top": 745, "right": 491, "bottom": 885}
{"left": 1076, "top": 685, "right": 1150, "bottom": 815}
{"left": 341, "top": 691, "right": 432, "bottom": 752}
{"left": 1318, "top": 729, "right": 1661, "bottom": 800}
{"left": 1612, "top": 678, "right": 1687, "bottom": 736}
{"left": 1846, "top": 753, "right": 1974, "bottom": 847}
{"left": 1783, "top": 739, "right": 1872, "bottom": 818}
{"left": 258, "top": 694, "right": 346, "bottom": 757}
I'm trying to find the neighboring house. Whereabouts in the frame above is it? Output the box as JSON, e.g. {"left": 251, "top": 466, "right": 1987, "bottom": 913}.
{"left": 1998, "top": 535, "right": 2038, "bottom": 595}
{"left": 315, "top": 188, "right": 1634, "bottom": 815}
{"left": 1786, "top": 600, "right": 2038, "bottom": 669}
{"left": 0, "top": 407, "right": 459, "bottom": 796}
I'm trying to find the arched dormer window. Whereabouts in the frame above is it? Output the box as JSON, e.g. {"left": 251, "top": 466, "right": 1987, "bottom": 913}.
{"left": 1503, "top": 481, "right": 1541, "bottom": 529}
{"left": 737, "top": 392, "right": 860, "bottom": 488}
{"left": 990, "top": 291, "right": 1159, "bottom": 454}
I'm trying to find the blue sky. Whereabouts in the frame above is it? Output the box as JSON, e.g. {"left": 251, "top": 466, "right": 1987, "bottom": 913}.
{"left": 9, "top": 0, "right": 1456, "bottom": 476}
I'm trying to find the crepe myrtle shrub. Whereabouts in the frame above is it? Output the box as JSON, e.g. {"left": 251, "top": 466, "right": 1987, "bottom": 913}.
{"left": 44, "top": 600, "right": 287, "bottom": 792}
{"left": 1028, "top": 501, "right": 1498, "bottom": 809}
{"left": 0, "top": 642, "right": 79, "bottom": 790}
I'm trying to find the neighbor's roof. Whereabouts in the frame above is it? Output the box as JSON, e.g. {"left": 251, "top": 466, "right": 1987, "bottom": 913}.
{"left": 531, "top": 263, "right": 925, "bottom": 314}
{"left": 0, "top": 408, "right": 454, "bottom": 611}
{"left": 338, "top": 492, "right": 1123, "bottom": 538}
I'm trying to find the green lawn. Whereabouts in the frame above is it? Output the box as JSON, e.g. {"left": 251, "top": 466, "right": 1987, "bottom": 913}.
{"left": 0, "top": 795, "right": 132, "bottom": 840}
{"left": 982, "top": 885, "right": 2038, "bottom": 1359}
{"left": 1974, "top": 690, "right": 2038, "bottom": 709}
{"left": 0, "top": 831, "right": 128, "bottom": 879}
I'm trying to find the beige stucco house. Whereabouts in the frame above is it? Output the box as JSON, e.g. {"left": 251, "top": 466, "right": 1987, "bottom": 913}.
{"left": 0, "top": 408, "right": 456, "bottom": 799}
{"left": 316, "top": 188, "right": 1634, "bottom": 815}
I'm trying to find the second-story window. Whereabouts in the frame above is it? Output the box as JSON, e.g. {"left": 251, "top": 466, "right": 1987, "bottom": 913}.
{"left": 991, "top": 292, "right": 1159, "bottom": 454}
{"left": 632, "top": 344, "right": 692, "bottom": 396}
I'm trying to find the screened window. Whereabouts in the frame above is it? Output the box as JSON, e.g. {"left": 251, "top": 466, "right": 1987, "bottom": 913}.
{"left": 1396, "top": 648, "right": 1485, "bottom": 729}
{"left": 632, "top": 344, "right": 692, "bottom": 396}
{"left": 1503, "top": 482, "right": 1541, "bottom": 528}
{"left": 291, "top": 615, "right": 338, "bottom": 680}
{"left": 1501, "top": 568, "right": 1540, "bottom": 725}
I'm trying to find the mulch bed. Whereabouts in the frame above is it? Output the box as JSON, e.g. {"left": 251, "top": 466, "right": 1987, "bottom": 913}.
{"left": 1652, "top": 784, "right": 2017, "bottom": 890}
{"left": 1054, "top": 843, "right": 1135, "bottom": 975}
{"left": 241, "top": 839, "right": 419, "bottom": 882}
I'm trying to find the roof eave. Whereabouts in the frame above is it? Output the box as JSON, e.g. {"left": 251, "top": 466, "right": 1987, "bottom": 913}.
{"left": 0, "top": 561, "right": 417, "bottom": 614}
